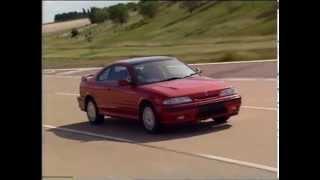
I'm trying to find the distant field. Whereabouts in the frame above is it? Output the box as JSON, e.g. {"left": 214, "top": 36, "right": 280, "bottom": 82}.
{"left": 43, "top": 1, "right": 277, "bottom": 69}
{"left": 42, "top": 18, "right": 91, "bottom": 34}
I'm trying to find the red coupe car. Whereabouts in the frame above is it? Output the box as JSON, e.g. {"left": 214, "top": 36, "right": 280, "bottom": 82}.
{"left": 77, "top": 56, "right": 241, "bottom": 133}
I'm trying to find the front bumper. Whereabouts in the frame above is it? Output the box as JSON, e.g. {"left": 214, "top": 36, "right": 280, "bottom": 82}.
{"left": 156, "top": 94, "right": 241, "bottom": 125}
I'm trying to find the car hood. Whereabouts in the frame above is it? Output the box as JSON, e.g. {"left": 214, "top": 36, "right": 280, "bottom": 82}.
{"left": 141, "top": 76, "right": 231, "bottom": 98}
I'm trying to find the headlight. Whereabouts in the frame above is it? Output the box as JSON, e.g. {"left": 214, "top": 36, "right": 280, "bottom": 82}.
{"left": 163, "top": 97, "right": 192, "bottom": 105}
{"left": 219, "top": 88, "right": 236, "bottom": 97}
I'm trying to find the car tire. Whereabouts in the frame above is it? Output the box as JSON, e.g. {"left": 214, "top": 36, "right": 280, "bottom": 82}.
{"left": 141, "top": 105, "right": 161, "bottom": 133}
{"left": 86, "top": 99, "right": 104, "bottom": 124}
{"left": 214, "top": 116, "right": 230, "bottom": 124}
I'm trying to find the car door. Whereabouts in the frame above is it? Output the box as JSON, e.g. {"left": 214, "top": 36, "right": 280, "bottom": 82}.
{"left": 108, "top": 65, "right": 140, "bottom": 119}
{"left": 93, "top": 67, "right": 115, "bottom": 115}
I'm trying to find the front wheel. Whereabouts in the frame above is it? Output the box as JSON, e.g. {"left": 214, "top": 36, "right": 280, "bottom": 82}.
{"left": 86, "top": 100, "right": 104, "bottom": 124}
{"left": 141, "top": 105, "right": 161, "bottom": 133}
{"left": 214, "top": 116, "right": 230, "bottom": 124}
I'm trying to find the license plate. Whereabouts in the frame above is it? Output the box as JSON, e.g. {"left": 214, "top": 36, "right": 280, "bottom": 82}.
{"left": 198, "top": 103, "right": 227, "bottom": 118}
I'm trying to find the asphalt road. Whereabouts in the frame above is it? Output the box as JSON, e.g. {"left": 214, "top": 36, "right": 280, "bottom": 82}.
{"left": 43, "top": 60, "right": 277, "bottom": 179}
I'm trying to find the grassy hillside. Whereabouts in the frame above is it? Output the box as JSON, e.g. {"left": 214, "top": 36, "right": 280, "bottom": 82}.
{"left": 43, "top": 1, "right": 277, "bottom": 69}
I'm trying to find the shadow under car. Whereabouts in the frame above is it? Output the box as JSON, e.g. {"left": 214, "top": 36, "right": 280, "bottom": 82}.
{"left": 47, "top": 117, "right": 232, "bottom": 143}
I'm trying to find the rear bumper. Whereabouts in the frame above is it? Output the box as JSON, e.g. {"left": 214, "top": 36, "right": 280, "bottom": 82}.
{"left": 77, "top": 96, "right": 85, "bottom": 111}
{"left": 156, "top": 95, "right": 241, "bottom": 125}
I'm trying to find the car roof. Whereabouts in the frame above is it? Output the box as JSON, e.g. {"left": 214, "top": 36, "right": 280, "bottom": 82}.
{"left": 115, "top": 56, "right": 176, "bottom": 65}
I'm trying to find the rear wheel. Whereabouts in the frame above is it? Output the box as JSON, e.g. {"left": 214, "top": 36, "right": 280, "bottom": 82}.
{"left": 86, "top": 99, "right": 104, "bottom": 124}
{"left": 141, "top": 105, "right": 160, "bottom": 133}
{"left": 214, "top": 116, "right": 230, "bottom": 124}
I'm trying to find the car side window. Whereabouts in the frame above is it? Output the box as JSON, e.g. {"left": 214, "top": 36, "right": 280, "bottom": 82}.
{"left": 97, "top": 68, "right": 111, "bottom": 81}
{"left": 107, "top": 66, "right": 130, "bottom": 81}
{"left": 134, "top": 64, "right": 164, "bottom": 83}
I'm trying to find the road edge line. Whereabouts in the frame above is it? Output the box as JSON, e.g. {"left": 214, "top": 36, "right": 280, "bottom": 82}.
{"left": 242, "top": 106, "right": 277, "bottom": 111}
{"left": 189, "top": 59, "right": 277, "bottom": 66}
{"left": 44, "top": 59, "right": 277, "bottom": 71}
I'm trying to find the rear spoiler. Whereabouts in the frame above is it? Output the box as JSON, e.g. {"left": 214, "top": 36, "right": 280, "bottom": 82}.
{"left": 81, "top": 74, "right": 94, "bottom": 82}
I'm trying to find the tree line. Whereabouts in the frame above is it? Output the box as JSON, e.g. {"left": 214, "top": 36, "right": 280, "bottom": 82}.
{"left": 54, "top": 8, "right": 90, "bottom": 22}
{"left": 54, "top": 0, "right": 210, "bottom": 24}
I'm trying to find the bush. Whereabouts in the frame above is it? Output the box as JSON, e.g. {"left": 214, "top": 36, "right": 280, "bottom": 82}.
{"left": 165, "top": 1, "right": 179, "bottom": 7}
{"left": 126, "top": 19, "right": 148, "bottom": 30}
{"left": 181, "top": 1, "right": 207, "bottom": 13}
{"left": 108, "top": 4, "right": 129, "bottom": 24}
{"left": 88, "top": 7, "right": 109, "bottom": 24}
{"left": 138, "top": 0, "right": 159, "bottom": 19}
{"left": 127, "top": 2, "right": 138, "bottom": 11}
{"left": 85, "top": 31, "right": 93, "bottom": 42}
{"left": 220, "top": 52, "right": 239, "bottom": 62}
{"left": 71, "top": 28, "right": 79, "bottom": 38}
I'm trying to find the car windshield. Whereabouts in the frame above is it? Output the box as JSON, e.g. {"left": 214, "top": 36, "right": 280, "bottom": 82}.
{"left": 133, "top": 59, "right": 197, "bottom": 85}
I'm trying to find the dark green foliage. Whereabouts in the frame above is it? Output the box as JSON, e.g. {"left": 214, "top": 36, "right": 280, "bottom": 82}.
{"left": 138, "top": 0, "right": 159, "bottom": 19}
{"left": 127, "top": 2, "right": 138, "bottom": 11}
{"left": 181, "top": 1, "right": 208, "bottom": 13}
{"left": 85, "top": 31, "right": 93, "bottom": 42}
{"left": 71, "top": 28, "right": 79, "bottom": 38}
{"left": 256, "top": 1, "right": 277, "bottom": 19}
{"left": 108, "top": 4, "right": 129, "bottom": 24}
{"left": 126, "top": 20, "right": 148, "bottom": 30}
{"left": 54, "top": 11, "right": 88, "bottom": 22}
{"left": 88, "top": 7, "right": 109, "bottom": 24}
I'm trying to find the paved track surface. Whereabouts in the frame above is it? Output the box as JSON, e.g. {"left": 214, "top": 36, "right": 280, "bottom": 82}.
{"left": 43, "top": 61, "right": 277, "bottom": 179}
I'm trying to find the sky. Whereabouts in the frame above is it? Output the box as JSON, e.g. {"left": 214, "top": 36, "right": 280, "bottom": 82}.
{"left": 42, "top": 1, "right": 130, "bottom": 24}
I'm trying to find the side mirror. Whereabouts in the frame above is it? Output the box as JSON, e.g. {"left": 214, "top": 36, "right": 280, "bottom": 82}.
{"left": 194, "top": 67, "right": 202, "bottom": 74}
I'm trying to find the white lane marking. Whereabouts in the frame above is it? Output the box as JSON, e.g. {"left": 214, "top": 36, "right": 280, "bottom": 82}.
{"left": 218, "top": 78, "right": 276, "bottom": 81}
{"left": 189, "top": 59, "right": 276, "bottom": 65}
{"left": 242, "top": 106, "right": 276, "bottom": 111}
{"left": 43, "top": 124, "right": 277, "bottom": 173}
{"left": 54, "top": 92, "right": 277, "bottom": 111}
{"left": 58, "top": 70, "right": 83, "bottom": 75}
{"left": 45, "top": 67, "right": 102, "bottom": 71}
{"left": 55, "top": 92, "right": 79, "bottom": 96}
{"left": 43, "top": 70, "right": 56, "bottom": 73}
{"left": 45, "top": 75, "right": 81, "bottom": 79}
{"left": 44, "top": 59, "right": 277, "bottom": 71}
{"left": 197, "top": 153, "right": 277, "bottom": 172}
